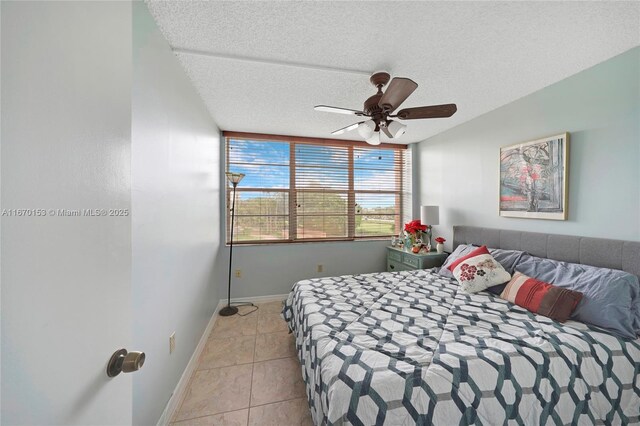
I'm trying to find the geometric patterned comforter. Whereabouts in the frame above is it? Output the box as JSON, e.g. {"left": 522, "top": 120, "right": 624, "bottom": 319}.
{"left": 283, "top": 269, "right": 640, "bottom": 425}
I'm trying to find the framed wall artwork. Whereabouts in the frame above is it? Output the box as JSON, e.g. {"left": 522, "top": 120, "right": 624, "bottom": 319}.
{"left": 499, "top": 133, "right": 569, "bottom": 220}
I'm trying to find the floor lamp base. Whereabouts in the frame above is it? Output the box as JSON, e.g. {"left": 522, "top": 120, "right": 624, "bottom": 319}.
{"left": 219, "top": 305, "right": 239, "bottom": 317}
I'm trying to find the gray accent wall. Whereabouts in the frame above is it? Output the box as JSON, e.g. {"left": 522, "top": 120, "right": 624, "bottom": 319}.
{"left": 416, "top": 47, "right": 640, "bottom": 251}
{"left": 132, "top": 3, "right": 221, "bottom": 425}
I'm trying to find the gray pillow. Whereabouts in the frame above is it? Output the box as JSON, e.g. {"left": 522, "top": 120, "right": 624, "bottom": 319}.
{"left": 437, "top": 244, "right": 476, "bottom": 278}
{"left": 491, "top": 248, "right": 526, "bottom": 274}
{"left": 515, "top": 254, "right": 640, "bottom": 339}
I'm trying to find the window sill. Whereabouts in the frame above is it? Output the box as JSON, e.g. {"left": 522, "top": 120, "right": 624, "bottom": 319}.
{"left": 224, "top": 237, "right": 392, "bottom": 248}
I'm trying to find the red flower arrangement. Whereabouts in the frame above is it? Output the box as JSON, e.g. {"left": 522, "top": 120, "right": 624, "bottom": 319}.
{"left": 403, "top": 219, "right": 428, "bottom": 246}
{"left": 404, "top": 219, "right": 427, "bottom": 234}
{"left": 435, "top": 237, "right": 446, "bottom": 244}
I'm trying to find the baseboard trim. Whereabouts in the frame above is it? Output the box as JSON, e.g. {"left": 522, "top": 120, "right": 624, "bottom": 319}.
{"left": 157, "top": 293, "right": 289, "bottom": 425}
{"left": 228, "top": 293, "right": 289, "bottom": 305}
{"left": 156, "top": 304, "right": 220, "bottom": 426}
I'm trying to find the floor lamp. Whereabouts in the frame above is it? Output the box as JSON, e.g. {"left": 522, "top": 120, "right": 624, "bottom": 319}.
{"left": 220, "top": 172, "right": 245, "bottom": 317}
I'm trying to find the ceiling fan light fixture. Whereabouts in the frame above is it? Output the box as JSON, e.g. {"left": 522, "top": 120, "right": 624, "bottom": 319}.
{"left": 315, "top": 72, "right": 457, "bottom": 142}
{"left": 387, "top": 120, "right": 407, "bottom": 138}
{"left": 357, "top": 120, "right": 376, "bottom": 139}
{"left": 366, "top": 132, "right": 381, "bottom": 146}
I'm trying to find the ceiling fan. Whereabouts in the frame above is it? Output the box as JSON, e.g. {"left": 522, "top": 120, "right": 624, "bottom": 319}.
{"left": 315, "top": 72, "right": 457, "bottom": 145}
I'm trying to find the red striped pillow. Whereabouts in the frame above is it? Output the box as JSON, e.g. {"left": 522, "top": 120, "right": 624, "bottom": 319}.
{"left": 500, "top": 272, "right": 583, "bottom": 322}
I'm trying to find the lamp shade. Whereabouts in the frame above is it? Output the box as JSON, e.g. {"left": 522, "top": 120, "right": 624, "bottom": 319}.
{"left": 225, "top": 172, "right": 245, "bottom": 185}
{"left": 387, "top": 120, "right": 407, "bottom": 138}
{"left": 366, "top": 132, "right": 381, "bottom": 146}
{"left": 357, "top": 120, "right": 376, "bottom": 139}
{"left": 420, "top": 205, "right": 439, "bottom": 225}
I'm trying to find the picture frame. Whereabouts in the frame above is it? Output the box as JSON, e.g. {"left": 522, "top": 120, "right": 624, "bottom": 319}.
{"left": 499, "top": 133, "right": 569, "bottom": 220}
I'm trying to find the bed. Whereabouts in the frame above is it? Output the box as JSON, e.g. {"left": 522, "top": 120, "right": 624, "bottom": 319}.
{"left": 283, "top": 226, "right": 640, "bottom": 425}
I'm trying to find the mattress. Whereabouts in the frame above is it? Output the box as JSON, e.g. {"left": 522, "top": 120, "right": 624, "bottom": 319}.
{"left": 283, "top": 269, "right": 640, "bottom": 425}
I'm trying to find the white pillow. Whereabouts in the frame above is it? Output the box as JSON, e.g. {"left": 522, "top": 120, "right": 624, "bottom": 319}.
{"left": 452, "top": 253, "right": 511, "bottom": 293}
{"left": 437, "top": 244, "right": 476, "bottom": 278}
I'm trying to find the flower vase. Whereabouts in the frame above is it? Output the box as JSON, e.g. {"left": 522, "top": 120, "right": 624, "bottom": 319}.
{"left": 404, "top": 237, "right": 412, "bottom": 251}
{"left": 436, "top": 243, "right": 444, "bottom": 254}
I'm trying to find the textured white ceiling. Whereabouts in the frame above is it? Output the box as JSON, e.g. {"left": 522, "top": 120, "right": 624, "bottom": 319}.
{"left": 146, "top": 1, "right": 639, "bottom": 144}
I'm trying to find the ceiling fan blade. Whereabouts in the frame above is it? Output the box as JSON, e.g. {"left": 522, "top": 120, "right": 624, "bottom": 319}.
{"left": 331, "top": 121, "right": 363, "bottom": 135}
{"left": 381, "top": 125, "right": 393, "bottom": 138}
{"left": 315, "top": 105, "right": 364, "bottom": 116}
{"left": 378, "top": 77, "right": 418, "bottom": 113}
{"left": 395, "top": 103, "right": 457, "bottom": 120}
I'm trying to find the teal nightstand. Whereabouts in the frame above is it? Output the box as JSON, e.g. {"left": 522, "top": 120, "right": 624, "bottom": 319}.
{"left": 386, "top": 246, "right": 448, "bottom": 272}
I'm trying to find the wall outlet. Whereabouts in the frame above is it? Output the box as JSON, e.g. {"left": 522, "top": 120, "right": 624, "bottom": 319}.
{"left": 234, "top": 269, "right": 242, "bottom": 278}
{"left": 169, "top": 332, "right": 176, "bottom": 354}
{"left": 317, "top": 264, "right": 323, "bottom": 273}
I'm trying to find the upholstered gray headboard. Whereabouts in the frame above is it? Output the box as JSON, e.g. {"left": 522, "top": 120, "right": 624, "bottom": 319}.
{"left": 453, "top": 226, "right": 640, "bottom": 278}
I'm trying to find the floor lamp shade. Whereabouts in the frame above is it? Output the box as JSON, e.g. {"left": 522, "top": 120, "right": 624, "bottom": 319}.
{"left": 226, "top": 172, "right": 245, "bottom": 185}
{"left": 420, "top": 206, "right": 439, "bottom": 226}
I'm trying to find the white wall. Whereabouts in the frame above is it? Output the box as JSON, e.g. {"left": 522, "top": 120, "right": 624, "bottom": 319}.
{"left": 1, "top": 2, "right": 133, "bottom": 424}
{"left": 132, "top": 3, "right": 221, "bottom": 425}
{"left": 416, "top": 47, "right": 640, "bottom": 249}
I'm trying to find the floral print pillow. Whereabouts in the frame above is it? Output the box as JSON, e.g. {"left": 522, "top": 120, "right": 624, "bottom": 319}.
{"left": 452, "top": 253, "right": 511, "bottom": 293}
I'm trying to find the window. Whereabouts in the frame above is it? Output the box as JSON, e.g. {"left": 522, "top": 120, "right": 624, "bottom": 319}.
{"left": 225, "top": 132, "right": 411, "bottom": 244}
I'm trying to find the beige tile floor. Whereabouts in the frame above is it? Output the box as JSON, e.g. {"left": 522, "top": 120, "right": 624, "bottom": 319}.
{"left": 171, "top": 301, "right": 313, "bottom": 426}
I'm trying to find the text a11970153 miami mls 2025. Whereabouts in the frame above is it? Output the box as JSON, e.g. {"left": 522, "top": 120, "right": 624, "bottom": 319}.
{"left": 0, "top": 208, "right": 130, "bottom": 217}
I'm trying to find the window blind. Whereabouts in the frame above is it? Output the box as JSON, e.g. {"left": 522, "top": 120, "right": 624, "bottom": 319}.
{"left": 225, "top": 132, "right": 410, "bottom": 244}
